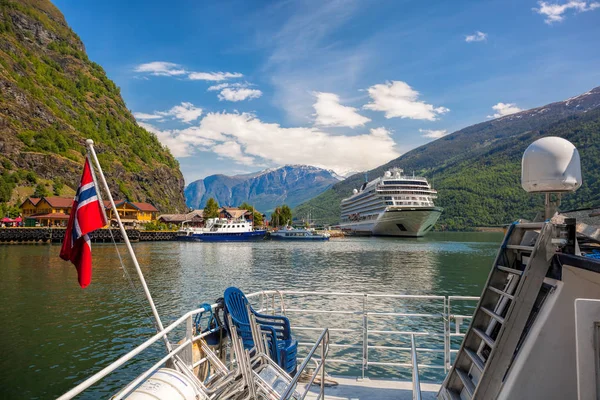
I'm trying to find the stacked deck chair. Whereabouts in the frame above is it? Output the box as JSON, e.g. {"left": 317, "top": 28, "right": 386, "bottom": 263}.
{"left": 224, "top": 287, "right": 298, "bottom": 375}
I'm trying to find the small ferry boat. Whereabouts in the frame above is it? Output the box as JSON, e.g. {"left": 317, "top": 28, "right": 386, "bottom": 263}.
{"left": 60, "top": 137, "right": 600, "bottom": 400}
{"left": 340, "top": 168, "right": 442, "bottom": 237}
{"left": 269, "top": 226, "right": 330, "bottom": 241}
{"left": 177, "top": 218, "right": 266, "bottom": 242}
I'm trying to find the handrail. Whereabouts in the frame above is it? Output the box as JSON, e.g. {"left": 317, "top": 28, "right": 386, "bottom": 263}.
{"left": 411, "top": 334, "right": 422, "bottom": 400}
{"left": 57, "top": 289, "right": 480, "bottom": 399}
{"left": 253, "top": 290, "right": 479, "bottom": 376}
{"left": 280, "top": 328, "right": 329, "bottom": 400}
{"left": 56, "top": 304, "right": 217, "bottom": 400}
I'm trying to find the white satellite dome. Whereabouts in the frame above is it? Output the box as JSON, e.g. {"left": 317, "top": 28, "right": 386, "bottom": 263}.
{"left": 521, "top": 136, "right": 582, "bottom": 193}
{"left": 353, "top": 188, "right": 358, "bottom": 194}
{"left": 384, "top": 171, "right": 392, "bottom": 178}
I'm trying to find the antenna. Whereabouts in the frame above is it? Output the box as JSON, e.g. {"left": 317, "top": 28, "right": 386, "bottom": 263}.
{"left": 521, "top": 137, "right": 582, "bottom": 219}
{"left": 364, "top": 172, "right": 368, "bottom": 183}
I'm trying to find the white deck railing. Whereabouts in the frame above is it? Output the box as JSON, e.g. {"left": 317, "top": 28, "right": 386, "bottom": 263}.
{"left": 249, "top": 290, "right": 479, "bottom": 378}
{"left": 57, "top": 289, "right": 479, "bottom": 399}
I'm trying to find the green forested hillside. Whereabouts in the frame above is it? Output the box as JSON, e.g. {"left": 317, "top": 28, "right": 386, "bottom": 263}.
{"left": 296, "top": 89, "right": 600, "bottom": 230}
{"left": 0, "top": 0, "right": 186, "bottom": 213}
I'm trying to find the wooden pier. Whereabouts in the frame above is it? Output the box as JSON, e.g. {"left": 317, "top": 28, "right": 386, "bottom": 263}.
{"left": 0, "top": 228, "right": 178, "bottom": 244}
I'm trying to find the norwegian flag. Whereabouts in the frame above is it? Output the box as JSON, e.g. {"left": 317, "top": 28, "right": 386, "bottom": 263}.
{"left": 60, "top": 157, "right": 107, "bottom": 288}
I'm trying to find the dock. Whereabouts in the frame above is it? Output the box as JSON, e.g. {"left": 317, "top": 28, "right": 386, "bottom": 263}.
{"left": 0, "top": 228, "right": 178, "bottom": 244}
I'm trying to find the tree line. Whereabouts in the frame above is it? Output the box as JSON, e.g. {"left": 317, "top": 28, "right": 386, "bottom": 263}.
{"left": 202, "top": 197, "right": 293, "bottom": 227}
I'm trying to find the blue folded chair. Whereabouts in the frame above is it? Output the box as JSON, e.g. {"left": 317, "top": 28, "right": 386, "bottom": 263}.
{"left": 224, "top": 287, "right": 298, "bottom": 375}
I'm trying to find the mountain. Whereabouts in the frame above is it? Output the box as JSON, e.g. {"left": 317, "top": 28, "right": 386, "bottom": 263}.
{"left": 0, "top": 0, "right": 186, "bottom": 213}
{"left": 295, "top": 86, "right": 600, "bottom": 229}
{"left": 185, "top": 165, "right": 341, "bottom": 213}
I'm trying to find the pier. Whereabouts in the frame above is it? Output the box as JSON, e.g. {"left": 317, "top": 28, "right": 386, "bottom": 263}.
{"left": 0, "top": 228, "right": 178, "bottom": 244}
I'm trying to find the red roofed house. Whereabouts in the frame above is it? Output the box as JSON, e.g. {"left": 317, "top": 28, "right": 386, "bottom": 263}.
{"left": 20, "top": 196, "right": 73, "bottom": 227}
{"left": 20, "top": 197, "right": 159, "bottom": 227}
{"left": 105, "top": 200, "right": 159, "bottom": 226}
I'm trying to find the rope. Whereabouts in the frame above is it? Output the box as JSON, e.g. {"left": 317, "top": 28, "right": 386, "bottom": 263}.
{"left": 106, "top": 227, "right": 158, "bottom": 332}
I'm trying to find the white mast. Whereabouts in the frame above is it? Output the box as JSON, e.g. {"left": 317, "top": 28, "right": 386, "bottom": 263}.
{"left": 85, "top": 139, "right": 171, "bottom": 351}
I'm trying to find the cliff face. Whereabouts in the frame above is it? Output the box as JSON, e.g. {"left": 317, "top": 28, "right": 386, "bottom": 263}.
{"left": 0, "top": 0, "right": 186, "bottom": 212}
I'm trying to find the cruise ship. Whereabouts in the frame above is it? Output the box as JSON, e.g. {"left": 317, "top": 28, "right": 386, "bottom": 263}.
{"left": 340, "top": 168, "right": 442, "bottom": 237}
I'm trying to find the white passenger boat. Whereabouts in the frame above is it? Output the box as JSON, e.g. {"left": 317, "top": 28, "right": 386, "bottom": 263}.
{"left": 340, "top": 168, "right": 442, "bottom": 237}
{"left": 59, "top": 137, "right": 600, "bottom": 400}
{"left": 177, "top": 218, "right": 266, "bottom": 242}
{"left": 269, "top": 226, "right": 330, "bottom": 241}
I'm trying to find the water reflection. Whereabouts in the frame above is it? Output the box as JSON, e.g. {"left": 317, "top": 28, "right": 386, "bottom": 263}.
{"left": 0, "top": 232, "right": 502, "bottom": 398}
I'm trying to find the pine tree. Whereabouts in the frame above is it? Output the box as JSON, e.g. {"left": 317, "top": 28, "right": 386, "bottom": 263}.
{"left": 280, "top": 204, "right": 292, "bottom": 225}
{"left": 203, "top": 197, "right": 219, "bottom": 218}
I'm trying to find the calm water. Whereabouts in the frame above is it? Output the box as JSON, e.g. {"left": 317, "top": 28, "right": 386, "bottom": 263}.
{"left": 0, "top": 233, "right": 502, "bottom": 399}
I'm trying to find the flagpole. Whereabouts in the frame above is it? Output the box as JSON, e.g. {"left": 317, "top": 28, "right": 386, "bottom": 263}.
{"left": 85, "top": 139, "right": 172, "bottom": 351}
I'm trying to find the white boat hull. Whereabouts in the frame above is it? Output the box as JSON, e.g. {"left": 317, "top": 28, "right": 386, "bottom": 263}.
{"left": 340, "top": 207, "right": 442, "bottom": 237}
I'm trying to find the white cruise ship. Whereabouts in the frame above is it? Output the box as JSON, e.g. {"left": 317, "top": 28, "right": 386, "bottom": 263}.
{"left": 340, "top": 168, "right": 442, "bottom": 237}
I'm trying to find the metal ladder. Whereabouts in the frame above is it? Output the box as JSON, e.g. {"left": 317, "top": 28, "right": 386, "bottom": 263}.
{"left": 439, "top": 221, "right": 555, "bottom": 400}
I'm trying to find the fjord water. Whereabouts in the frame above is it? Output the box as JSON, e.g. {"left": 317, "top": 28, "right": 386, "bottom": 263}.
{"left": 0, "top": 233, "right": 502, "bottom": 399}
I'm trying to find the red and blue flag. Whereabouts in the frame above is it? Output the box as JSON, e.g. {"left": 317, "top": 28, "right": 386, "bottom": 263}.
{"left": 60, "top": 158, "right": 107, "bottom": 288}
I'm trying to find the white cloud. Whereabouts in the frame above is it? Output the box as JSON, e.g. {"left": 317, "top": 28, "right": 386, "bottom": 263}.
{"left": 139, "top": 122, "right": 222, "bottom": 157}
{"left": 139, "top": 122, "right": 193, "bottom": 157}
{"left": 212, "top": 141, "right": 255, "bottom": 165}
{"left": 465, "top": 31, "right": 487, "bottom": 42}
{"left": 143, "top": 112, "right": 400, "bottom": 174}
{"left": 208, "top": 82, "right": 252, "bottom": 91}
{"left": 207, "top": 83, "right": 232, "bottom": 91}
{"left": 363, "top": 81, "right": 449, "bottom": 121}
{"left": 188, "top": 71, "right": 243, "bottom": 81}
{"left": 312, "top": 92, "right": 371, "bottom": 128}
{"left": 419, "top": 129, "right": 449, "bottom": 139}
{"left": 487, "top": 102, "right": 523, "bottom": 118}
{"left": 165, "top": 102, "right": 204, "bottom": 123}
{"left": 134, "top": 61, "right": 187, "bottom": 76}
{"left": 134, "top": 61, "right": 243, "bottom": 82}
{"left": 134, "top": 102, "right": 203, "bottom": 124}
{"left": 133, "top": 112, "right": 163, "bottom": 120}
{"left": 218, "top": 88, "right": 263, "bottom": 102}
{"left": 534, "top": 1, "right": 600, "bottom": 24}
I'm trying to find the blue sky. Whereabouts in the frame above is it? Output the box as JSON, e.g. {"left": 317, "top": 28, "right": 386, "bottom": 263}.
{"left": 54, "top": 0, "right": 600, "bottom": 184}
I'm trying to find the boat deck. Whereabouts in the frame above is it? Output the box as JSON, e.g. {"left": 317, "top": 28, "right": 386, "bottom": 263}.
{"left": 303, "top": 376, "right": 440, "bottom": 400}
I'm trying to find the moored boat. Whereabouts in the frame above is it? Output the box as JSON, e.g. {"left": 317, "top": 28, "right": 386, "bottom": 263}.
{"left": 340, "top": 168, "right": 442, "bottom": 237}
{"left": 177, "top": 217, "right": 266, "bottom": 242}
{"left": 269, "top": 226, "right": 330, "bottom": 241}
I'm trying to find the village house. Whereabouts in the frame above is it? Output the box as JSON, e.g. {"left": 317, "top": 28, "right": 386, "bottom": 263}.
{"left": 104, "top": 200, "right": 159, "bottom": 227}
{"left": 158, "top": 210, "right": 204, "bottom": 227}
{"left": 19, "top": 197, "right": 159, "bottom": 227}
{"left": 219, "top": 207, "right": 254, "bottom": 222}
{"left": 21, "top": 197, "right": 72, "bottom": 227}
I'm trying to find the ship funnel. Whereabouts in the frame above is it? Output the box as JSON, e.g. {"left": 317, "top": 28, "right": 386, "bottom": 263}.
{"left": 521, "top": 136, "right": 582, "bottom": 193}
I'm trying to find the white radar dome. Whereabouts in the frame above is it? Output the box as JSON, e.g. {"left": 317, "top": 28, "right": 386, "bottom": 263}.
{"left": 353, "top": 188, "right": 358, "bottom": 194}
{"left": 384, "top": 171, "right": 392, "bottom": 178}
{"left": 521, "top": 136, "right": 582, "bottom": 193}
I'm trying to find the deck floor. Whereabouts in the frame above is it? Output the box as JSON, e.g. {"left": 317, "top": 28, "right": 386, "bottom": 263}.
{"left": 303, "top": 376, "right": 440, "bottom": 399}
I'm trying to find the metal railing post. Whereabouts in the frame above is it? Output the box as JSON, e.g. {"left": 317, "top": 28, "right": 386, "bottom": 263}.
{"left": 443, "top": 297, "right": 449, "bottom": 373}
{"left": 411, "top": 334, "right": 422, "bottom": 400}
{"left": 446, "top": 297, "right": 452, "bottom": 371}
{"left": 362, "top": 293, "right": 369, "bottom": 379}
{"left": 321, "top": 330, "right": 327, "bottom": 399}
{"left": 183, "top": 314, "right": 194, "bottom": 367}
